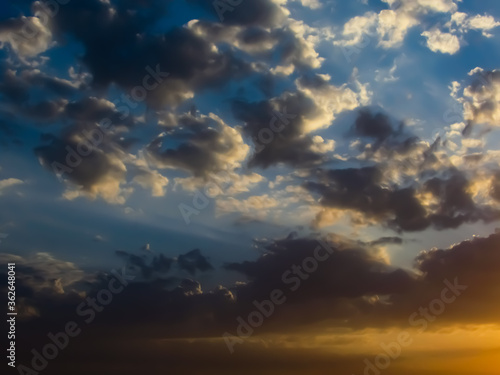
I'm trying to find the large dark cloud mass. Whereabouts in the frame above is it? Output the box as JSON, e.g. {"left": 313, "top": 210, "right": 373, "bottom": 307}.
{"left": 7, "top": 231, "right": 500, "bottom": 343}
{"left": 3, "top": 221, "right": 500, "bottom": 374}
{"left": 26, "top": 0, "right": 252, "bottom": 109}
{"left": 305, "top": 166, "right": 500, "bottom": 232}
{"left": 297, "top": 108, "right": 500, "bottom": 232}
{"left": 232, "top": 92, "right": 324, "bottom": 168}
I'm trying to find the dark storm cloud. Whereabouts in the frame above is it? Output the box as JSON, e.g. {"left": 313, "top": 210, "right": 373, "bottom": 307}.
{"left": 38, "top": 0, "right": 252, "bottom": 108}
{"left": 0, "top": 63, "right": 80, "bottom": 104}
{"left": 352, "top": 110, "right": 398, "bottom": 142}
{"left": 232, "top": 92, "right": 325, "bottom": 168}
{"left": 5, "top": 235, "right": 410, "bottom": 344}
{"left": 115, "top": 250, "right": 174, "bottom": 280}
{"left": 225, "top": 236, "right": 414, "bottom": 305}
{"left": 225, "top": 231, "right": 500, "bottom": 328}
{"left": 178, "top": 249, "right": 214, "bottom": 275}
{"left": 5, "top": 229, "right": 500, "bottom": 373}
{"left": 304, "top": 166, "right": 427, "bottom": 231}
{"left": 416, "top": 231, "right": 500, "bottom": 282}
{"left": 115, "top": 248, "right": 213, "bottom": 279}
{"left": 422, "top": 171, "right": 499, "bottom": 229}
{"left": 6, "top": 256, "right": 232, "bottom": 360}
{"left": 347, "top": 108, "right": 423, "bottom": 159}
{"left": 408, "top": 230, "right": 500, "bottom": 323}
{"left": 304, "top": 167, "right": 500, "bottom": 232}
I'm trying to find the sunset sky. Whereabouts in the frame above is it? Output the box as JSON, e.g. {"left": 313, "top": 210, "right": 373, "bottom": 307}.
{"left": 1, "top": 0, "right": 500, "bottom": 374}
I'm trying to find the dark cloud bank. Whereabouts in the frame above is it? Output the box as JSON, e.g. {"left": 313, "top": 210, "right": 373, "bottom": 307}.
{"left": 3, "top": 230, "right": 500, "bottom": 374}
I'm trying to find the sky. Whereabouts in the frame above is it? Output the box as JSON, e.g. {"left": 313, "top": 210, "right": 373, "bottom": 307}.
{"left": 1, "top": 0, "right": 500, "bottom": 374}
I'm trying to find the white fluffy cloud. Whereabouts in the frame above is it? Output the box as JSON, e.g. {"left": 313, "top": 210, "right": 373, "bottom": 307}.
{"left": 335, "top": 0, "right": 497, "bottom": 55}
{"left": 132, "top": 169, "right": 169, "bottom": 197}
{"left": 449, "top": 12, "right": 500, "bottom": 37}
{"left": 0, "top": 16, "right": 53, "bottom": 59}
{"left": 337, "top": 0, "right": 459, "bottom": 49}
{"left": 421, "top": 28, "right": 461, "bottom": 54}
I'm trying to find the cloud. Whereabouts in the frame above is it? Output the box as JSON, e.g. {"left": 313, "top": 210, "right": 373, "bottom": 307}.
{"left": 174, "top": 171, "right": 265, "bottom": 197}
{"left": 458, "top": 68, "right": 500, "bottom": 130}
{"left": 177, "top": 249, "right": 214, "bottom": 275}
{"left": 31, "top": 94, "right": 175, "bottom": 204}
{"left": 377, "top": 8, "right": 419, "bottom": 48}
{"left": 146, "top": 112, "right": 249, "bottom": 178}
{"left": 232, "top": 92, "right": 324, "bottom": 168}
{"left": 5, "top": 228, "right": 500, "bottom": 373}
{"left": 216, "top": 194, "right": 280, "bottom": 218}
{"left": 232, "top": 73, "right": 367, "bottom": 168}
{"left": 351, "top": 109, "right": 399, "bottom": 142}
{"left": 421, "top": 28, "right": 461, "bottom": 54}
{"left": 411, "top": 231, "right": 500, "bottom": 323}
{"left": 336, "top": 0, "right": 463, "bottom": 50}
{"left": 0, "top": 16, "right": 53, "bottom": 59}
{"left": 32, "top": 0, "right": 254, "bottom": 108}
{"left": 300, "top": 108, "right": 500, "bottom": 231}
{"left": 0, "top": 178, "right": 23, "bottom": 195}
{"left": 336, "top": 12, "right": 378, "bottom": 47}
{"left": 308, "top": 166, "right": 500, "bottom": 231}
{"left": 0, "top": 252, "right": 86, "bottom": 295}
{"left": 115, "top": 250, "right": 175, "bottom": 280}
{"left": 132, "top": 168, "right": 169, "bottom": 197}
{"left": 491, "top": 171, "right": 500, "bottom": 203}
{"left": 187, "top": 11, "right": 331, "bottom": 73}
{"left": 63, "top": 97, "right": 137, "bottom": 129}
{"left": 115, "top": 248, "right": 213, "bottom": 279}
{"left": 187, "top": 0, "right": 340, "bottom": 77}
{"left": 1, "top": 2, "right": 500, "bottom": 372}
{"left": 225, "top": 235, "right": 413, "bottom": 303}
{"left": 0, "top": 64, "right": 83, "bottom": 108}
{"left": 34, "top": 124, "right": 132, "bottom": 204}
{"left": 449, "top": 12, "right": 500, "bottom": 38}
